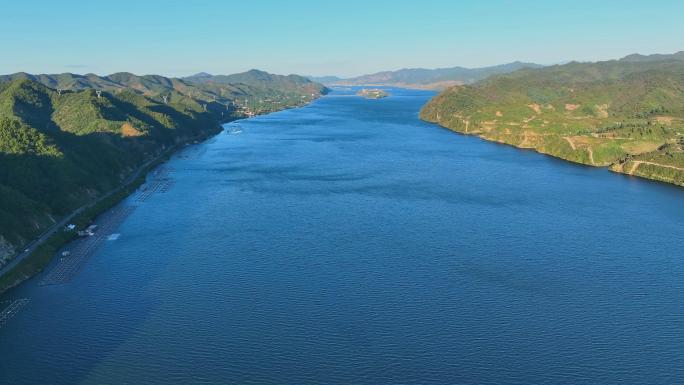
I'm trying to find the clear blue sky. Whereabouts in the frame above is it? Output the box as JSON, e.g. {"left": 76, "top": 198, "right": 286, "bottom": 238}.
{"left": 1, "top": 0, "right": 683, "bottom": 77}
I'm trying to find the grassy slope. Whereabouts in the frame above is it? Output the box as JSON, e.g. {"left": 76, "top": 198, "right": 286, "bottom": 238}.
{"left": 420, "top": 58, "right": 684, "bottom": 187}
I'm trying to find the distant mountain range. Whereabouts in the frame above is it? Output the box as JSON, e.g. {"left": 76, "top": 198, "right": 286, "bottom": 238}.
{"left": 307, "top": 76, "right": 344, "bottom": 84}
{"left": 619, "top": 50, "right": 684, "bottom": 62}
{"left": 310, "top": 61, "right": 544, "bottom": 90}
{"left": 421, "top": 51, "right": 684, "bottom": 187}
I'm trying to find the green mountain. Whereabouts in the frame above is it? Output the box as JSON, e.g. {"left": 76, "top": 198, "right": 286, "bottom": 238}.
{"left": 619, "top": 51, "right": 684, "bottom": 62}
{"left": 0, "top": 71, "right": 327, "bottom": 268}
{"left": 317, "top": 62, "right": 543, "bottom": 90}
{"left": 182, "top": 69, "right": 327, "bottom": 114}
{"left": 186, "top": 69, "right": 317, "bottom": 88}
{"left": 0, "top": 70, "right": 327, "bottom": 114}
{"left": 420, "top": 52, "right": 684, "bottom": 187}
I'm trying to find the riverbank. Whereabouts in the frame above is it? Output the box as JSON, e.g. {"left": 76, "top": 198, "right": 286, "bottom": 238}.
{"left": 0, "top": 94, "right": 329, "bottom": 296}
{"left": 0, "top": 128, "right": 219, "bottom": 295}
{"left": 418, "top": 56, "right": 684, "bottom": 189}
{"left": 420, "top": 119, "right": 684, "bottom": 188}
{"left": 0, "top": 73, "right": 329, "bottom": 270}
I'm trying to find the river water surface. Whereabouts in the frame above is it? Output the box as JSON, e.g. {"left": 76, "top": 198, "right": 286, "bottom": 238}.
{"left": 1, "top": 88, "right": 684, "bottom": 384}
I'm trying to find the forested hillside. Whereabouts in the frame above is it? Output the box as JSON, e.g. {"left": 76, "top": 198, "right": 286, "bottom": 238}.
{"left": 0, "top": 72, "right": 327, "bottom": 267}
{"left": 0, "top": 69, "right": 327, "bottom": 116}
{"left": 421, "top": 53, "right": 684, "bottom": 186}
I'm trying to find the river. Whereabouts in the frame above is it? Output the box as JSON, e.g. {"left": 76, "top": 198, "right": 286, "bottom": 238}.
{"left": 1, "top": 88, "right": 684, "bottom": 384}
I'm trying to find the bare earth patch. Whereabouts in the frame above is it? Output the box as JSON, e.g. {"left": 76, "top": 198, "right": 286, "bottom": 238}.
{"left": 621, "top": 141, "right": 663, "bottom": 155}
{"left": 586, "top": 147, "right": 595, "bottom": 165}
{"left": 655, "top": 116, "right": 674, "bottom": 125}
{"left": 563, "top": 137, "right": 577, "bottom": 150}
{"left": 628, "top": 161, "right": 684, "bottom": 175}
{"left": 121, "top": 122, "right": 143, "bottom": 137}
{"left": 595, "top": 104, "right": 609, "bottom": 118}
{"left": 562, "top": 136, "right": 597, "bottom": 164}
{"left": 563, "top": 136, "right": 595, "bottom": 148}
{"left": 527, "top": 104, "right": 541, "bottom": 114}
{"left": 565, "top": 103, "right": 580, "bottom": 111}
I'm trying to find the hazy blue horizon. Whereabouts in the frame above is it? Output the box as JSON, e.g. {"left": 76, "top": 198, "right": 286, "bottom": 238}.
{"left": 1, "top": 0, "right": 683, "bottom": 78}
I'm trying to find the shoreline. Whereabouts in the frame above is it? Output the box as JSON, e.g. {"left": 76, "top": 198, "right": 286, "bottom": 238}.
{"left": 426, "top": 121, "right": 684, "bottom": 189}
{"left": 0, "top": 129, "right": 217, "bottom": 296}
{"left": 0, "top": 95, "right": 327, "bottom": 296}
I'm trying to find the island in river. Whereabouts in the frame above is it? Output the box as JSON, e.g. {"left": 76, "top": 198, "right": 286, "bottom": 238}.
{"left": 420, "top": 51, "right": 684, "bottom": 187}
{"left": 357, "top": 88, "right": 390, "bottom": 99}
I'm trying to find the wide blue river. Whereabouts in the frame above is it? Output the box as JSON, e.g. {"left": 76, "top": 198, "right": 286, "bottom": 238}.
{"left": 1, "top": 88, "right": 684, "bottom": 384}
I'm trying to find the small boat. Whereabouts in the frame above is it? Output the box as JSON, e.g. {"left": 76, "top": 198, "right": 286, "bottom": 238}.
{"left": 61, "top": 251, "right": 71, "bottom": 257}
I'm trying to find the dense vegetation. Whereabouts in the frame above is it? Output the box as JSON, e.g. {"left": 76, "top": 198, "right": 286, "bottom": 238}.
{"left": 420, "top": 52, "right": 684, "bottom": 187}
{"left": 314, "top": 62, "right": 543, "bottom": 90}
{"left": 0, "top": 69, "right": 327, "bottom": 117}
{"left": 0, "top": 71, "right": 327, "bottom": 268}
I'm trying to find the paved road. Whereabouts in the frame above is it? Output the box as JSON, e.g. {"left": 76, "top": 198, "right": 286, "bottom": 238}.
{"left": 0, "top": 150, "right": 169, "bottom": 279}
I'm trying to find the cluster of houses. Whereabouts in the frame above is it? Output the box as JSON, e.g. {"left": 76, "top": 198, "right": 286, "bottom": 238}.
{"left": 78, "top": 225, "right": 98, "bottom": 237}
{"left": 64, "top": 223, "right": 97, "bottom": 238}
{"left": 60, "top": 223, "right": 97, "bottom": 258}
